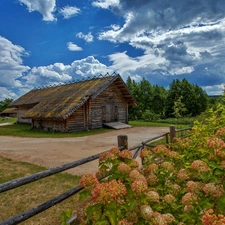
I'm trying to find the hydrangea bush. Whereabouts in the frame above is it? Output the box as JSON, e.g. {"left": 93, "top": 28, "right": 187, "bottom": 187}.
{"left": 75, "top": 103, "right": 225, "bottom": 225}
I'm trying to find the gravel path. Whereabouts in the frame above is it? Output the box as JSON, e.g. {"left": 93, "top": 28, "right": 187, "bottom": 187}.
{"left": 0, "top": 126, "right": 169, "bottom": 176}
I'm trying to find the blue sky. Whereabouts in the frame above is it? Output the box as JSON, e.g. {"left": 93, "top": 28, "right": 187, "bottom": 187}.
{"left": 1, "top": 0, "right": 225, "bottom": 101}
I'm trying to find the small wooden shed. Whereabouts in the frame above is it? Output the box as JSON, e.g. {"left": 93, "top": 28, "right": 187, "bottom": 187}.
{"left": 0, "top": 108, "right": 17, "bottom": 117}
{"left": 9, "top": 74, "right": 136, "bottom": 132}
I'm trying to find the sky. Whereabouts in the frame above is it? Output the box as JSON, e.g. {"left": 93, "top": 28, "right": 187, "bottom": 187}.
{"left": 0, "top": 0, "right": 225, "bottom": 101}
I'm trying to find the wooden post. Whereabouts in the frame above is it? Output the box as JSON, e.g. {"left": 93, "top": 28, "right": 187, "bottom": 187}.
{"left": 118, "top": 134, "right": 128, "bottom": 150}
{"left": 165, "top": 133, "right": 169, "bottom": 144}
{"left": 170, "top": 126, "right": 176, "bottom": 143}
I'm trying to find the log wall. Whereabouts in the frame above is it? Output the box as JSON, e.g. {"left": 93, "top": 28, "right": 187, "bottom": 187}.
{"left": 66, "top": 106, "right": 86, "bottom": 132}
{"left": 33, "top": 119, "right": 66, "bottom": 132}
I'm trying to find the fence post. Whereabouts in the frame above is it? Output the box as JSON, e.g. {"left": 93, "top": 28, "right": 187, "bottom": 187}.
{"left": 170, "top": 126, "right": 176, "bottom": 143}
{"left": 118, "top": 134, "right": 128, "bottom": 150}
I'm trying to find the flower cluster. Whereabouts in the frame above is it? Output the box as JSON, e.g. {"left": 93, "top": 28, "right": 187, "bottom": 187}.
{"left": 119, "top": 149, "right": 133, "bottom": 159}
{"left": 182, "top": 192, "right": 198, "bottom": 206}
{"left": 190, "top": 160, "right": 210, "bottom": 173}
{"left": 186, "top": 181, "right": 203, "bottom": 193}
{"left": 131, "top": 179, "right": 148, "bottom": 194}
{"left": 216, "top": 126, "right": 225, "bottom": 139}
{"left": 79, "top": 174, "right": 99, "bottom": 190}
{"left": 206, "top": 137, "right": 225, "bottom": 149}
{"left": 91, "top": 179, "right": 126, "bottom": 205}
{"left": 202, "top": 209, "right": 225, "bottom": 225}
{"left": 117, "top": 162, "right": 132, "bottom": 174}
{"left": 203, "top": 183, "right": 224, "bottom": 198}
{"left": 99, "top": 151, "right": 116, "bottom": 163}
{"left": 151, "top": 145, "right": 169, "bottom": 155}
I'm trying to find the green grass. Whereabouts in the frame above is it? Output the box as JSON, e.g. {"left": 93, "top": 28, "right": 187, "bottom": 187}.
{"left": 0, "top": 156, "right": 80, "bottom": 225}
{"left": 0, "top": 117, "right": 17, "bottom": 124}
{"left": 0, "top": 123, "right": 112, "bottom": 138}
{"left": 129, "top": 121, "right": 172, "bottom": 127}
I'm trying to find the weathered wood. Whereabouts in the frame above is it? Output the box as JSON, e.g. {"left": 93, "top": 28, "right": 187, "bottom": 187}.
{"left": 170, "top": 125, "right": 176, "bottom": 142}
{"left": 118, "top": 134, "right": 128, "bottom": 149}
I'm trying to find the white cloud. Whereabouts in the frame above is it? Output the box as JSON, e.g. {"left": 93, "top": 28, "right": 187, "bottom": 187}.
{"left": 76, "top": 32, "right": 94, "bottom": 42}
{"left": 59, "top": 6, "right": 80, "bottom": 19}
{"left": 0, "top": 36, "right": 30, "bottom": 88}
{"left": 22, "top": 56, "right": 110, "bottom": 89}
{"left": 0, "top": 87, "right": 17, "bottom": 101}
{"left": 92, "top": 0, "right": 120, "bottom": 9}
{"left": 203, "top": 84, "right": 224, "bottom": 96}
{"left": 67, "top": 42, "right": 83, "bottom": 51}
{"left": 19, "top": 0, "right": 56, "bottom": 21}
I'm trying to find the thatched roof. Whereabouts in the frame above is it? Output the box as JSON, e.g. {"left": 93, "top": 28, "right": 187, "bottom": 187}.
{"left": 10, "top": 73, "right": 136, "bottom": 120}
{"left": 1, "top": 108, "right": 17, "bottom": 114}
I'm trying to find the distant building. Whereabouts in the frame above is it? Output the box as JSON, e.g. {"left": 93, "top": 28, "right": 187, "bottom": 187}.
{"left": 9, "top": 73, "right": 136, "bottom": 132}
{"left": 0, "top": 107, "right": 17, "bottom": 117}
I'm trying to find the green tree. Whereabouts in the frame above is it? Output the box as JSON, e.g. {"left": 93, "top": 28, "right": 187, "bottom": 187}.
{"left": 165, "top": 79, "right": 208, "bottom": 118}
{"left": 172, "top": 96, "right": 187, "bottom": 118}
{"left": 0, "top": 98, "right": 13, "bottom": 111}
{"left": 151, "top": 85, "right": 167, "bottom": 117}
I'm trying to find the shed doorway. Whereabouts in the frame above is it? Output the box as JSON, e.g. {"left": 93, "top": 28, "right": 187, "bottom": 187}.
{"left": 102, "top": 105, "right": 118, "bottom": 122}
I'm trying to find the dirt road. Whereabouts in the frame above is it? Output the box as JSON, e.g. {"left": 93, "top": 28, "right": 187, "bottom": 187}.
{"left": 0, "top": 127, "right": 169, "bottom": 176}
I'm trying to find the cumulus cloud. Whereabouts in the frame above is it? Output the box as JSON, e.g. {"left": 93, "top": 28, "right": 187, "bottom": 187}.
{"left": 0, "top": 36, "right": 30, "bottom": 88}
{"left": 76, "top": 32, "right": 94, "bottom": 42}
{"left": 19, "top": 0, "right": 56, "bottom": 21}
{"left": 22, "top": 56, "right": 110, "bottom": 88}
{"left": 67, "top": 42, "right": 83, "bottom": 51}
{"left": 94, "top": 0, "right": 225, "bottom": 94}
{"left": 59, "top": 6, "right": 80, "bottom": 19}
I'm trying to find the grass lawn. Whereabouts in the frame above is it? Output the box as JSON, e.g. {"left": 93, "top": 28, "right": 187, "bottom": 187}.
{"left": 0, "top": 120, "right": 173, "bottom": 138}
{"left": 129, "top": 121, "right": 172, "bottom": 127}
{"left": 0, "top": 123, "right": 112, "bottom": 138}
{"left": 0, "top": 117, "right": 17, "bottom": 124}
{"left": 0, "top": 156, "right": 80, "bottom": 225}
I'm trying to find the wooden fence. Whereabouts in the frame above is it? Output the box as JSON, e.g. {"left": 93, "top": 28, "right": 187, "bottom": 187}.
{"left": 0, "top": 125, "right": 191, "bottom": 225}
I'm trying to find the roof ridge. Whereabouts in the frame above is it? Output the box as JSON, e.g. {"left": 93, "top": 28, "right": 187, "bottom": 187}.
{"left": 32, "top": 72, "right": 118, "bottom": 90}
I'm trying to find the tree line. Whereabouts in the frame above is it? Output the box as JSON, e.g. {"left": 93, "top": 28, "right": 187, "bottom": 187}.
{"left": 126, "top": 76, "right": 209, "bottom": 121}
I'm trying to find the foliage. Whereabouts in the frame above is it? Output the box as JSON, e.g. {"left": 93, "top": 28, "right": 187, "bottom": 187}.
{"left": 127, "top": 77, "right": 167, "bottom": 120}
{"left": 142, "top": 110, "right": 160, "bottom": 122}
{"left": 0, "top": 98, "right": 13, "bottom": 111}
{"left": 126, "top": 76, "right": 208, "bottom": 120}
{"left": 75, "top": 101, "right": 225, "bottom": 224}
{"left": 172, "top": 96, "right": 187, "bottom": 119}
{"left": 165, "top": 78, "right": 208, "bottom": 118}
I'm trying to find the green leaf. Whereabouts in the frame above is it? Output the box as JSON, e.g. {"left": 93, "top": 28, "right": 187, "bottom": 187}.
{"left": 86, "top": 203, "right": 102, "bottom": 220}
{"left": 104, "top": 209, "right": 117, "bottom": 225}
{"left": 213, "top": 168, "right": 224, "bottom": 176}
{"left": 79, "top": 189, "right": 91, "bottom": 202}
{"left": 95, "top": 218, "right": 110, "bottom": 225}
{"left": 217, "top": 195, "right": 225, "bottom": 213}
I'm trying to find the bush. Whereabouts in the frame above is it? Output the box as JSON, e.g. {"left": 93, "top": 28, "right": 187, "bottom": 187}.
{"left": 142, "top": 110, "right": 160, "bottom": 122}
{"left": 66, "top": 102, "right": 225, "bottom": 224}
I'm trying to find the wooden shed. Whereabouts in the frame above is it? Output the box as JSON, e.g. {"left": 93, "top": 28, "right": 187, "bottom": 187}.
{"left": 9, "top": 73, "right": 136, "bottom": 132}
{"left": 0, "top": 107, "right": 17, "bottom": 117}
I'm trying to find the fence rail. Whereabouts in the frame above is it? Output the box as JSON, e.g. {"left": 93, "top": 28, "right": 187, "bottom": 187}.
{"left": 0, "top": 125, "right": 191, "bottom": 225}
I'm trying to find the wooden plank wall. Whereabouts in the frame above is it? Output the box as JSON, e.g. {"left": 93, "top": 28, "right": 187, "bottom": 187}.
{"left": 90, "top": 82, "right": 128, "bottom": 129}
{"left": 17, "top": 106, "right": 32, "bottom": 124}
